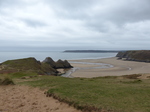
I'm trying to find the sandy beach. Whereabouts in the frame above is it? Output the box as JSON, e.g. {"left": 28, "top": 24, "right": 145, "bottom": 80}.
{"left": 69, "top": 57, "right": 150, "bottom": 78}
{"left": 0, "top": 85, "right": 81, "bottom": 112}
{"left": 1, "top": 57, "right": 150, "bottom": 112}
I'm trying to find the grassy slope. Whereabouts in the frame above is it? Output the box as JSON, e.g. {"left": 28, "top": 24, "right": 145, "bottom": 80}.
{"left": 1, "top": 57, "right": 57, "bottom": 75}
{"left": 18, "top": 75, "right": 150, "bottom": 112}
{"left": 2, "top": 58, "right": 41, "bottom": 70}
{"left": 116, "top": 50, "right": 150, "bottom": 62}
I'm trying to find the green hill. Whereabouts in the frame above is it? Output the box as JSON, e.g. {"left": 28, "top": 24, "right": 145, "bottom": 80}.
{"left": 116, "top": 50, "right": 150, "bottom": 62}
{"left": 0, "top": 57, "right": 58, "bottom": 75}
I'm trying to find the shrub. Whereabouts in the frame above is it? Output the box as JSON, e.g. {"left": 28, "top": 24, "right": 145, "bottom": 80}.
{"left": 0, "top": 77, "right": 15, "bottom": 85}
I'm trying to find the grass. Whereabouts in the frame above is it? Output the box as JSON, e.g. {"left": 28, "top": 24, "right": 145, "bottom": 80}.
{"left": 122, "top": 74, "right": 142, "bottom": 79}
{"left": 8, "top": 72, "right": 38, "bottom": 79}
{"left": 0, "top": 74, "right": 15, "bottom": 85}
{"left": 17, "top": 75, "right": 150, "bottom": 112}
{"left": 2, "top": 57, "right": 41, "bottom": 70}
{"left": 0, "top": 57, "right": 57, "bottom": 75}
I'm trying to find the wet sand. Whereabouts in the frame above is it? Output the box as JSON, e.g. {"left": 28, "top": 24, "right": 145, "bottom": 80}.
{"left": 0, "top": 85, "right": 81, "bottom": 112}
{"left": 69, "top": 57, "right": 150, "bottom": 78}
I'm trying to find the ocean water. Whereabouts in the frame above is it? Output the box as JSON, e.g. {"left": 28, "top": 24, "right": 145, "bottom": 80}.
{"left": 0, "top": 51, "right": 117, "bottom": 63}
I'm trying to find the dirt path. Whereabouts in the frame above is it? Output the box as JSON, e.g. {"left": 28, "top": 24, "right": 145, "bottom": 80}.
{"left": 0, "top": 85, "right": 81, "bottom": 112}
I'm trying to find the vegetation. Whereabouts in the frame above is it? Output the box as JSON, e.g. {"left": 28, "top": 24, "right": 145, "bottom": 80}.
{"left": 0, "top": 57, "right": 149, "bottom": 111}
{"left": 0, "top": 57, "right": 57, "bottom": 75}
{"left": 1, "top": 56, "right": 149, "bottom": 111}
{"left": 8, "top": 72, "right": 38, "bottom": 79}
{"left": 0, "top": 57, "right": 73, "bottom": 75}
{"left": 0, "top": 75, "right": 15, "bottom": 85}
{"left": 16, "top": 74, "right": 150, "bottom": 112}
{"left": 116, "top": 50, "right": 150, "bottom": 62}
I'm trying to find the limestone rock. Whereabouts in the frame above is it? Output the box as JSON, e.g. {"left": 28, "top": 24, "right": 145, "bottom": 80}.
{"left": 43, "top": 57, "right": 73, "bottom": 69}
{"left": 42, "top": 57, "right": 56, "bottom": 68}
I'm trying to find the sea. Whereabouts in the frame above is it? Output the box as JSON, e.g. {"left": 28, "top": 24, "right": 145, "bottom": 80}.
{"left": 0, "top": 51, "right": 117, "bottom": 63}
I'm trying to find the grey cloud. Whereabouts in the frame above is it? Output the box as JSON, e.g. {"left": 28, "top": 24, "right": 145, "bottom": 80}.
{"left": 84, "top": 0, "right": 150, "bottom": 30}
{"left": 0, "top": 0, "right": 23, "bottom": 8}
{"left": 45, "top": 0, "right": 96, "bottom": 9}
{"left": 107, "top": 0, "right": 150, "bottom": 24}
{"left": 0, "top": 0, "right": 150, "bottom": 51}
{"left": 43, "top": 0, "right": 97, "bottom": 20}
{"left": 21, "top": 19, "right": 47, "bottom": 27}
{"left": 43, "top": 0, "right": 150, "bottom": 34}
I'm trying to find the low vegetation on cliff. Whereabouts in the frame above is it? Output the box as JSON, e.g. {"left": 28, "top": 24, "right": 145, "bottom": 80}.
{"left": 0, "top": 57, "right": 73, "bottom": 76}
{"left": 116, "top": 50, "right": 150, "bottom": 62}
{"left": 0, "top": 57, "right": 57, "bottom": 75}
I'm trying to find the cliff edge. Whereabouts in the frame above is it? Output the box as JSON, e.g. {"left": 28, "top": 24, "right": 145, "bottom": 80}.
{"left": 116, "top": 50, "right": 150, "bottom": 62}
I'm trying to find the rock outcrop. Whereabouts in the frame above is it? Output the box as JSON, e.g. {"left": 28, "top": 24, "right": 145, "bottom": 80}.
{"left": 42, "top": 57, "right": 56, "bottom": 68}
{"left": 55, "top": 59, "right": 73, "bottom": 69}
{"left": 42, "top": 57, "right": 73, "bottom": 69}
{"left": 116, "top": 50, "right": 150, "bottom": 62}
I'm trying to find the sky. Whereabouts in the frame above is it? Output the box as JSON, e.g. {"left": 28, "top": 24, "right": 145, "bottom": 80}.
{"left": 0, "top": 0, "right": 150, "bottom": 51}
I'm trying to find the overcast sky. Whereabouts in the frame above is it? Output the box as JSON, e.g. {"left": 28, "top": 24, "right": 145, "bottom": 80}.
{"left": 0, "top": 0, "right": 150, "bottom": 51}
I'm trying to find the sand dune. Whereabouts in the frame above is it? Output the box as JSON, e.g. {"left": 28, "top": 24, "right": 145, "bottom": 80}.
{"left": 0, "top": 85, "right": 81, "bottom": 112}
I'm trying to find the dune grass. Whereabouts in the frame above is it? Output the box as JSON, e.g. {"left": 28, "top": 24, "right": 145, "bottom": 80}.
{"left": 18, "top": 75, "right": 150, "bottom": 112}
{"left": 0, "top": 74, "right": 15, "bottom": 85}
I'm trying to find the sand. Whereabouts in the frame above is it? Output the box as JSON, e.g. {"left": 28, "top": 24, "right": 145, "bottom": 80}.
{"left": 70, "top": 57, "right": 150, "bottom": 78}
{"left": 1, "top": 57, "right": 150, "bottom": 112}
{"left": 0, "top": 85, "right": 81, "bottom": 112}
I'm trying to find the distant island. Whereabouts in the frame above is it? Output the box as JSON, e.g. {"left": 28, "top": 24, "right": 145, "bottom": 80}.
{"left": 64, "top": 50, "right": 123, "bottom": 53}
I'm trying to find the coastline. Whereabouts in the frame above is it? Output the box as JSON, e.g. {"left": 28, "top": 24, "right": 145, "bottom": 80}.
{"left": 68, "top": 57, "right": 150, "bottom": 78}
{"left": 0, "top": 51, "right": 117, "bottom": 63}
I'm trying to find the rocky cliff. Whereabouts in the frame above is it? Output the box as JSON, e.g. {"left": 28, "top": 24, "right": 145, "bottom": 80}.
{"left": 42, "top": 57, "right": 73, "bottom": 69}
{"left": 55, "top": 59, "right": 73, "bottom": 69}
{"left": 116, "top": 50, "right": 150, "bottom": 62}
{"left": 42, "top": 57, "right": 56, "bottom": 68}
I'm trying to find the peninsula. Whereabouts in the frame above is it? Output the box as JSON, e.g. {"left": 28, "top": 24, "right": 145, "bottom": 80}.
{"left": 64, "top": 50, "right": 122, "bottom": 53}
